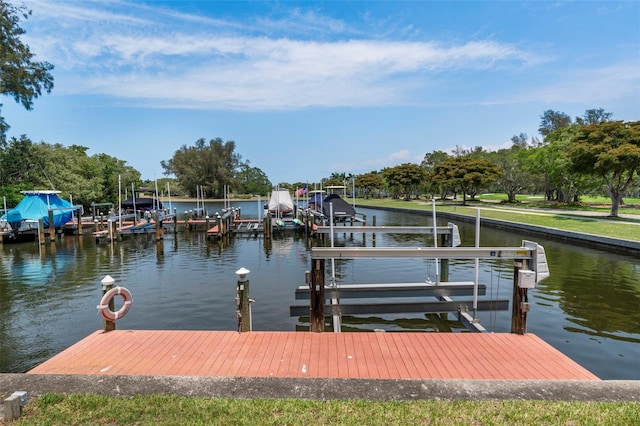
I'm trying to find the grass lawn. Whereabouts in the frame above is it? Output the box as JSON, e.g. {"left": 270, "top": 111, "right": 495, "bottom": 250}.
{"left": 476, "top": 193, "right": 640, "bottom": 214}
{"left": 354, "top": 198, "right": 640, "bottom": 242}
{"left": 6, "top": 394, "right": 639, "bottom": 425}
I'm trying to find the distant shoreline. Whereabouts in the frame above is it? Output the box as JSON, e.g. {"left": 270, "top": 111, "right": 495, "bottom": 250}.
{"left": 160, "top": 197, "right": 261, "bottom": 202}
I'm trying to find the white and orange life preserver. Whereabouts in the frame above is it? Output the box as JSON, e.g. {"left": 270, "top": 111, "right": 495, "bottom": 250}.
{"left": 97, "top": 286, "right": 132, "bottom": 321}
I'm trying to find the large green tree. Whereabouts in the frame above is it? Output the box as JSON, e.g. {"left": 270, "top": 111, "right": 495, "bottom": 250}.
{"left": 533, "top": 126, "right": 599, "bottom": 203}
{"left": 382, "top": 163, "right": 427, "bottom": 200}
{"left": 568, "top": 120, "right": 640, "bottom": 217}
{"left": 488, "top": 142, "right": 534, "bottom": 203}
{"left": 161, "top": 138, "right": 244, "bottom": 198}
{"left": 575, "top": 108, "right": 613, "bottom": 126}
{"left": 355, "top": 172, "right": 385, "bottom": 199}
{"left": 237, "top": 165, "right": 271, "bottom": 196}
{"left": 0, "top": 1, "right": 54, "bottom": 138}
{"left": 539, "top": 110, "right": 572, "bottom": 137}
{"left": 430, "top": 156, "right": 502, "bottom": 205}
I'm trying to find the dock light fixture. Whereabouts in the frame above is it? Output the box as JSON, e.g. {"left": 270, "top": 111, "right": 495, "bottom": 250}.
{"left": 101, "top": 275, "right": 115, "bottom": 290}
{"left": 235, "top": 267, "right": 250, "bottom": 282}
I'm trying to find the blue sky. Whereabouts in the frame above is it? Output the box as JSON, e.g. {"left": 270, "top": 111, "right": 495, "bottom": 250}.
{"left": 3, "top": 0, "right": 639, "bottom": 185}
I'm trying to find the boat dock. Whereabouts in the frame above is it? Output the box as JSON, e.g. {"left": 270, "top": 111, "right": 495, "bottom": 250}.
{"left": 27, "top": 329, "right": 598, "bottom": 381}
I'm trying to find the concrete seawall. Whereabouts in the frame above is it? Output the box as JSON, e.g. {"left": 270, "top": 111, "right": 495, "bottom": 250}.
{"left": 1, "top": 374, "right": 639, "bottom": 402}
{"left": 364, "top": 205, "right": 640, "bottom": 253}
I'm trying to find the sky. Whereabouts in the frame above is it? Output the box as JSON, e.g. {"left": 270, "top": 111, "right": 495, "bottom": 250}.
{"left": 2, "top": 0, "right": 639, "bottom": 185}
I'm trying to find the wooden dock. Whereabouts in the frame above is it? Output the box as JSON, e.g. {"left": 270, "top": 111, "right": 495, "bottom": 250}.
{"left": 28, "top": 330, "right": 599, "bottom": 380}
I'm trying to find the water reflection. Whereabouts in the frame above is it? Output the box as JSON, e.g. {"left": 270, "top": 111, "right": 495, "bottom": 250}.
{"left": 1, "top": 202, "right": 639, "bottom": 379}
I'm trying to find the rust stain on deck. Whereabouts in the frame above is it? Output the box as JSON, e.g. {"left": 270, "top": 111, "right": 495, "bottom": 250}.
{"left": 28, "top": 330, "right": 599, "bottom": 380}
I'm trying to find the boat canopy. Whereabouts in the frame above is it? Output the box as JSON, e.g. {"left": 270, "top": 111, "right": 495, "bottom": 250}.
{"left": 1, "top": 191, "right": 74, "bottom": 227}
{"left": 322, "top": 194, "right": 356, "bottom": 219}
{"left": 268, "top": 189, "right": 294, "bottom": 215}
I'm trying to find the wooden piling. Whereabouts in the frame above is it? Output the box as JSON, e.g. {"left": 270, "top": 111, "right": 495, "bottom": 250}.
{"left": 511, "top": 259, "right": 528, "bottom": 335}
{"left": 216, "top": 214, "right": 222, "bottom": 237}
{"left": 154, "top": 212, "right": 163, "bottom": 241}
{"left": 38, "top": 219, "right": 45, "bottom": 245}
{"left": 102, "top": 279, "right": 116, "bottom": 332}
{"left": 48, "top": 209, "right": 56, "bottom": 242}
{"left": 237, "top": 278, "right": 251, "bottom": 332}
{"left": 77, "top": 209, "right": 83, "bottom": 235}
{"left": 310, "top": 258, "right": 325, "bottom": 332}
{"left": 263, "top": 214, "right": 271, "bottom": 238}
{"left": 108, "top": 219, "right": 114, "bottom": 242}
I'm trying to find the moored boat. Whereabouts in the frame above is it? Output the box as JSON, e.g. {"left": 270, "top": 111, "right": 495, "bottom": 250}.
{"left": 0, "top": 191, "right": 75, "bottom": 239}
{"left": 121, "top": 187, "right": 163, "bottom": 212}
{"left": 267, "top": 189, "right": 294, "bottom": 217}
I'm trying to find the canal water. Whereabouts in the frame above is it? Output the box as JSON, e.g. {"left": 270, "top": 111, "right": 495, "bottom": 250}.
{"left": 1, "top": 201, "right": 638, "bottom": 379}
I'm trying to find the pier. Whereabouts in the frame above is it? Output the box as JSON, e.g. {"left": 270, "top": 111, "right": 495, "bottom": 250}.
{"left": 26, "top": 329, "right": 598, "bottom": 381}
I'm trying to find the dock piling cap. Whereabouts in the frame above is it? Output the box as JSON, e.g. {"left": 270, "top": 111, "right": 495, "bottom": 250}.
{"left": 235, "top": 267, "right": 250, "bottom": 282}
{"left": 101, "top": 275, "right": 115, "bottom": 289}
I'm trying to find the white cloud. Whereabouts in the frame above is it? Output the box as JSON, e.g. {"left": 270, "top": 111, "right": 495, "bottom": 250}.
{"left": 22, "top": 1, "right": 637, "bottom": 112}
{"left": 24, "top": 1, "right": 541, "bottom": 111}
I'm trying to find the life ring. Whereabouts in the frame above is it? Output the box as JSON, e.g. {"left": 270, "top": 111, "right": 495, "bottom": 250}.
{"left": 97, "top": 286, "right": 132, "bottom": 321}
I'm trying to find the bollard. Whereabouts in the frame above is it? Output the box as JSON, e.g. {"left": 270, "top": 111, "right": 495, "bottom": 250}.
{"left": 101, "top": 275, "right": 116, "bottom": 331}
{"left": 235, "top": 267, "right": 252, "bottom": 332}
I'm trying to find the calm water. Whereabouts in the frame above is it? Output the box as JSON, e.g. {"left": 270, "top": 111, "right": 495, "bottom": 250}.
{"left": 1, "top": 201, "right": 639, "bottom": 379}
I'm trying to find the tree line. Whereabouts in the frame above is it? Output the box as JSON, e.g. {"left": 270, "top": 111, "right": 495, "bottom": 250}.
{"left": 347, "top": 109, "right": 638, "bottom": 218}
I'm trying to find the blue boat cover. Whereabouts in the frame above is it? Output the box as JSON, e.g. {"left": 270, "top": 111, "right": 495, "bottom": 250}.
{"left": 2, "top": 193, "right": 74, "bottom": 227}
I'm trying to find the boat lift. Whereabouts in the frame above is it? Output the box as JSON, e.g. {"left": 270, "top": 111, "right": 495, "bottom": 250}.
{"left": 291, "top": 240, "right": 549, "bottom": 334}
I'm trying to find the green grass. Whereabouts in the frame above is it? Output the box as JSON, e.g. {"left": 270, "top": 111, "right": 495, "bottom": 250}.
{"left": 9, "top": 394, "right": 639, "bottom": 425}
{"left": 355, "top": 198, "right": 640, "bottom": 242}
{"left": 475, "top": 193, "right": 640, "bottom": 214}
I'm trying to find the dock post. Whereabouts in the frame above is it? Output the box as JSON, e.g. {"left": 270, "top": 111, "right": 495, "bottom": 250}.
{"left": 372, "top": 215, "right": 376, "bottom": 245}
{"left": 154, "top": 212, "right": 163, "bottom": 241}
{"left": 263, "top": 214, "right": 271, "bottom": 239}
{"left": 235, "top": 267, "right": 252, "bottom": 332}
{"left": 77, "top": 208, "right": 83, "bottom": 235}
{"left": 310, "top": 258, "right": 325, "bottom": 332}
{"left": 173, "top": 209, "right": 177, "bottom": 234}
{"left": 38, "top": 219, "right": 45, "bottom": 245}
{"left": 48, "top": 209, "right": 56, "bottom": 242}
{"left": 511, "top": 258, "right": 528, "bottom": 334}
{"left": 216, "top": 213, "right": 222, "bottom": 238}
{"left": 101, "top": 275, "right": 116, "bottom": 332}
{"left": 107, "top": 219, "right": 114, "bottom": 242}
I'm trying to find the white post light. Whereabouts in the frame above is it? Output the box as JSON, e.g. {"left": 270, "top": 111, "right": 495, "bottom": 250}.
{"left": 235, "top": 267, "right": 250, "bottom": 282}
{"left": 101, "top": 275, "right": 115, "bottom": 290}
